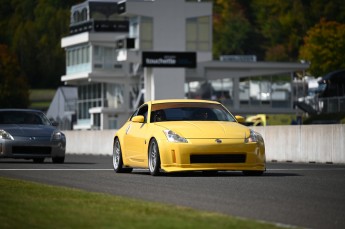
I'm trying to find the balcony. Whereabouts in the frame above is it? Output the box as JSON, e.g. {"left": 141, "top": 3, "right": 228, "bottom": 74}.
{"left": 69, "top": 20, "right": 129, "bottom": 35}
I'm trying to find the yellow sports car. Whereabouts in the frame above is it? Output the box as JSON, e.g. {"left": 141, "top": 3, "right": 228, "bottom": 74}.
{"left": 113, "top": 99, "right": 266, "bottom": 176}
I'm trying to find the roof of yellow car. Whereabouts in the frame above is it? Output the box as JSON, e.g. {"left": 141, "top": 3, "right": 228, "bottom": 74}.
{"left": 149, "top": 99, "right": 220, "bottom": 104}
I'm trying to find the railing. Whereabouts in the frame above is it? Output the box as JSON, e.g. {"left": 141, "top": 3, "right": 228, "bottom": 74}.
{"left": 69, "top": 20, "right": 129, "bottom": 35}
{"left": 319, "top": 96, "right": 345, "bottom": 113}
{"left": 302, "top": 96, "right": 345, "bottom": 114}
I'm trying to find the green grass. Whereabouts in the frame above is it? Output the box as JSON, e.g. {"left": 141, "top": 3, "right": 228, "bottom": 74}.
{"left": 29, "top": 89, "right": 56, "bottom": 110}
{"left": 267, "top": 114, "right": 297, "bottom": 125}
{"left": 303, "top": 112, "right": 345, "bottom": 124}
{"left": 29, "top": 89, "right": 56, "bottom": 102}
{"left": 0, "top": 176, "right": 285, "bottom": 229}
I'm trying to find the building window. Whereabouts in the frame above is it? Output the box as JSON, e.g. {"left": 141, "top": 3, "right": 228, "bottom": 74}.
{"left": 93, "top": 45, "right": 119, "bottom": 70}
{"left": 239, "top": 75, "right": 291, "bottom": 108}
{"left": 186, "top": 75, "right": 292, "bottom": 110}
{"left": 77, "top": 83, "right": 103, "bottom": 120}
{"left": 76, "top": 83, "right": 125, "bottom": 128}
{"left": 130, "top": 17, "right": 139, "bottom": 49}
{"left": 66, "top": 45, "right": 91, "bottom": 74}
{"left": 106, "top": 83, "right": 124, "bottom": 108}
{"left": 140, "top": 17, "right": 153, "bottom": 50}
{"left": 66, "top": 46, "right": 90, "bottom": 66}
{"left": 93, "top": 113, "right": 101, "bottom": 129}
{"left": 130, "top": 17, "right": 139, "bottom": 38}
{"left": 81, "top": 8, "right": 88, "bottom": 21}
{"left": 108, "top": 115, "right": 118, "bottom": 129}
{"left": 73, "top": 11, "right": 80, "bottom": 24}
{"left": 186, "top": 16, "right": 211, "bottom": 51}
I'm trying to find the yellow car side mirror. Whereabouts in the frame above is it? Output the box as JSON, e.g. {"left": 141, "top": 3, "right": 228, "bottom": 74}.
{"left": 132, "top": 115, "right": 145, "bottom": 123}
{"left": 235, "top": 115, "right": 245, "bottom": 124}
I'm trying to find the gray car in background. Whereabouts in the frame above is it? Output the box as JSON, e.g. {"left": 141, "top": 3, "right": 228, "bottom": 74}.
{"left": 0, "top": 109, "right": 66, "bottom": 163}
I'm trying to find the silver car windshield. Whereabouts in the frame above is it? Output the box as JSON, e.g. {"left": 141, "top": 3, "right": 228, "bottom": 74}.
{"left": 0, "top": 111, "right": 51, "bottom": 125}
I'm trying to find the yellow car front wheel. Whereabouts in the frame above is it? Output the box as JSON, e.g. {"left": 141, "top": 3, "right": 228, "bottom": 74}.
{"left": 148, "top": 139, "right": 161, "bottom": 176}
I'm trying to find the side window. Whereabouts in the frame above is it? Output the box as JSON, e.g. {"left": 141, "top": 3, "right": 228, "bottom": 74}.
{"left": 129, "top": 109, "right": 139, "bottom": 121}
{"left": 137, "top": 105, "right": 148, "bottom": 122}
{"left": 130, "top": 105, "right": 148, "bottom": 123}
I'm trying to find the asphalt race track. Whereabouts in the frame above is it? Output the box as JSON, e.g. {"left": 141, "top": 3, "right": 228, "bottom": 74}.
{"left": 1, "top": 154, "right": 345, "bottom": 229}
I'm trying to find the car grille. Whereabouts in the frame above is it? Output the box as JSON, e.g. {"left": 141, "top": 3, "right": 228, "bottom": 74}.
{"left": 190, "top": 154, "right": 246, "bottom": 163}
{"left": 12, "top": 146, "right": 52, "bottom": 155}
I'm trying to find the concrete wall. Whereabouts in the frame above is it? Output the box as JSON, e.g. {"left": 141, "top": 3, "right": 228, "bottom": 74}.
{"left": 65, "top": 124, "right": 345, "bottom": 164}
{"left": 252, "top": 124, "right": 345, "bottom": 164}
{"left": 65, "top": 130, "right": 115, "bottom": 156}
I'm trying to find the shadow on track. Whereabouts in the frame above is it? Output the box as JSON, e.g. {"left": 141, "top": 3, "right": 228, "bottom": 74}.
{"left": 130, "top": 170, "right": 301, "bottom": 177}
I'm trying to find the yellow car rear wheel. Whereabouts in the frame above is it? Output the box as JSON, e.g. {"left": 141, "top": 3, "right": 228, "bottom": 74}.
{"left": 113, "top": 138, "right": 132, "bottom": 173}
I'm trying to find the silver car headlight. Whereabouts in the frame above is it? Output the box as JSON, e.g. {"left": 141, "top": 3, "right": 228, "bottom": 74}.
{"left": 163, "top": 130, "right": 188, "bottom": 143}
{"left": 245, "top": 130, "right": 260, "bottom": 143}
{"left": 52, "top": 131, "right": 63, "bottom": 141}
{"left": 0, "top": 130, "right": 14, "bottom": 140}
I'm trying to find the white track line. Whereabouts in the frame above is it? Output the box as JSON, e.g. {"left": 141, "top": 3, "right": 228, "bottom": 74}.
{"left": 268, "top": 168, "right": 345, "bottom": 171}
{"left": 0, "top": 169, "right": 113, "bottom": 171}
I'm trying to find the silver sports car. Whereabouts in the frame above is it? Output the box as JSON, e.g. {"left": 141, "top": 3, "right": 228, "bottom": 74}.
{"left": 0, "top": 109, "right": 66, "bottom": 163}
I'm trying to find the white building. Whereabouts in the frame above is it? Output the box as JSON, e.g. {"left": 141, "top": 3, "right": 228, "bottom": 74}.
{"left": 60, "top": 0, "right": 309, "bottom": 130}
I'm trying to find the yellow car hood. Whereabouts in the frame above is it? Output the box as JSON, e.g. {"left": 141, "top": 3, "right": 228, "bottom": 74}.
{"left": 155, "top": 121, "right": 250, "bottom": 139}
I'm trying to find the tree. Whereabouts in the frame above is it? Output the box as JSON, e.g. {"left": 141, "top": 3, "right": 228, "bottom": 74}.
{"left": 33, "top": 0, "right": 70, "bottom": 88}
{"left": 250, "top": 0, "right": 307, "bottom": 61}
{"left": 0, "top": 44, "right": 30, "bottom": 108}
{"left": 213, "top": 0, "right": 252, "bottom": 59}
{"left": 302, "top": 0, "right": 345, "bottom": 26}
{"left": 299, "top": 19, "right": 345, "bottom": 76}
{"left": 2, "top": 0, "right": 74, "bottom": 89}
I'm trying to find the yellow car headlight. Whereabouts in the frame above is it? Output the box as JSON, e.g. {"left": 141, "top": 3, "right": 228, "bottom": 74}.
{"left": 245, "top": 130, "right": 261, "bottom": 143}
{"left": 163, "top": 130, "right": 188, "bottom": 143}
{"left": 0, "top": 130, "right": 14, "bottom": 140}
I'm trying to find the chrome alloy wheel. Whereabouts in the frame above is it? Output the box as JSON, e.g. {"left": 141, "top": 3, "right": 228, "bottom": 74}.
{"left": 113, "top": 139, "right": 121, "bottom": 171}
{"left": 148, "top": 139, "right": 160, "bottom": 176}
{"left": 112, "top": 138, "right": 133, "bottom": 173}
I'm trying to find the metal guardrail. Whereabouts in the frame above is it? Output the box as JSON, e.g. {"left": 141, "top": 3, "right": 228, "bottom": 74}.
{"left": 299, "top": 96, "right": 345, "bottom": 114}
{"left": 318, "top": 96, "right": 345, "bottom": 113}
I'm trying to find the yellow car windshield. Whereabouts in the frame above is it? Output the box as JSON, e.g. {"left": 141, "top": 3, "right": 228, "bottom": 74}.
{"left": 150, "top": 102, "right": 236, "bottom": 122}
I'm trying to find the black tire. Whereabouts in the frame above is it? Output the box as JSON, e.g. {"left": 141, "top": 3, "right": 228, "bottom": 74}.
{"left": 33, "top": 158, "right": 44, "bottom": 163}
{"left": 242, "top": 170, "right": 264, "bottom": 176}
{"left": 202, "top": 170, "right": 218, "bottom": 176}
{"left": 52, "top": 156, "right": 65, "bottom": 164}
{"left": 113, "top": 138, "right": 132, "bottom": 173}
{"left": 148, "top": 138, "right": 161, "bottom": 176}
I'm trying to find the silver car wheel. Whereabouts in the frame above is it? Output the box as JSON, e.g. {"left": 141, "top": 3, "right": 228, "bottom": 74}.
{"left": 113, "top": 138, "right": 132, "bottom": 173}
{"left": 113, "top": 140, "right": 121, "bottom": 170}
{"left": 148, "top": 139, "right": 160, "bottom": 176}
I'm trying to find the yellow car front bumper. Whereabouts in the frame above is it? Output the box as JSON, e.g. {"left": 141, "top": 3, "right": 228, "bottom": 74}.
{"left": 157, "top": 138, "right": 266, "bottom": 172}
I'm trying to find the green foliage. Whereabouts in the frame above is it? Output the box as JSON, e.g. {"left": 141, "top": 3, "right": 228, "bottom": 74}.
{"left": 214, "top": 0, "right": 345, "bottom": 65}
{"left": 213, "top": 0, "right": 252, "bottom": 58}
{"left": 0, "top": 44, "right": 30, "bottom": 108}
{"left": 299, "top": 19, "right": 345, "bottom": 76}
{"left": 0, "top": 0, "right": 76, "bottom": 89}
{"left": 1, "top": 0, "right": 345, "bottom": 89}
{"left": 248, "top": 0, "right": 307, "bottom": 61}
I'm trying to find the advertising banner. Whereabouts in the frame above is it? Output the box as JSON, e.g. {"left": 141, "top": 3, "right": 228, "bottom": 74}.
{"left": 142, "top": 52, "right": 196, "bottom": 68}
